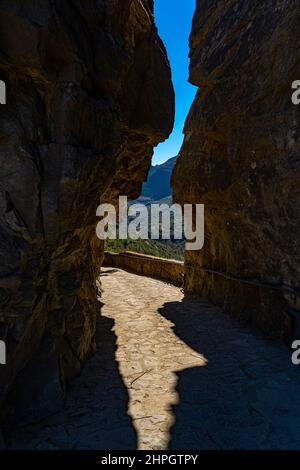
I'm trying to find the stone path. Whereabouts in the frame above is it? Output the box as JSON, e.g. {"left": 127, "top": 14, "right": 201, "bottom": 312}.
{"left": 10, "top": 268, "right": 300, "bottom": 450}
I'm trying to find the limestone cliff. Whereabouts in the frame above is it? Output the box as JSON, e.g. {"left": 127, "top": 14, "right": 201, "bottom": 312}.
{"left": 0, "top": 0, "right": 174, "bottom": 427}
{"left": 173, "top": 0, "right": 300, "bottom": 333}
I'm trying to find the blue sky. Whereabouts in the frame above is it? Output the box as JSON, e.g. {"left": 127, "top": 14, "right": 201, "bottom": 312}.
{"left": 152, "top": 0, "right": 197, "bottom": 164}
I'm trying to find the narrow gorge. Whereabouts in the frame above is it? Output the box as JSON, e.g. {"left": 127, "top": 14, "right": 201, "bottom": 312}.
{"left": 0, "top": 0, "right": 300, "bottom": 452}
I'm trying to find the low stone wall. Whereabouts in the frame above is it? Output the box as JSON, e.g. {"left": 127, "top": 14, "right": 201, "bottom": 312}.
{"left": 103, "top": 252, "right": 184, "bottom": 286}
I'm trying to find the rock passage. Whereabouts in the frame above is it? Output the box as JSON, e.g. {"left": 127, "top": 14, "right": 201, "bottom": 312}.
{"left": 0, "top": 0, "right": 174, "bottom": 421}
{"left": 10, "top": 268, "right": 300, "bottom": 450}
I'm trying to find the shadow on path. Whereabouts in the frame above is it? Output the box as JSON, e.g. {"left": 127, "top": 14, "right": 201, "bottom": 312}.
{"left": 159, "top": 294, "right": 300, "bottom": 450}
{"left": 9, "top": 269, "right": 300, "bottom": 450}
{"left": 9, "top": 313, "right": 137, "bottom": 450}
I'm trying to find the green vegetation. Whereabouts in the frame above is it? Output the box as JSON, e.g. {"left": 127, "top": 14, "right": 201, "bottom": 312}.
{"left": 105, "top": 238, "right": 184, "bottom": 261}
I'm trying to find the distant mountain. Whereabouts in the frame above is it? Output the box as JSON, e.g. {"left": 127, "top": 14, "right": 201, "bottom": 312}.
{"left": 109, "top": 156, "right": 184, "bottom": 260}
{"left": 140, "top": 156, "right": 176, "bottom": 202}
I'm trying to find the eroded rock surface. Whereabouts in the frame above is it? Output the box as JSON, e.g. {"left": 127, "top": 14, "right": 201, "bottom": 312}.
{"left": 173, "top": 0, "right": 300, "bottom": 332}
{"left": 0, "top": 0, "right": 174, "bottom": 428}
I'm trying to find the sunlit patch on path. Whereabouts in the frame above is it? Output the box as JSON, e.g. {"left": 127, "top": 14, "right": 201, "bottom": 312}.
{"left": 101, "top": 268, "right": 207, "bottom": 450}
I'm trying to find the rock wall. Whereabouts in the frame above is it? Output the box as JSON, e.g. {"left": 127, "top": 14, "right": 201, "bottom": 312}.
{"left": 104, "top": 251, "right": 184, "bottom": 286}
{"left": 0, "top": 0, "right": 174, "bottom": 427}
{"left": 172, "top": 0, "right": 300, "bottom": 334}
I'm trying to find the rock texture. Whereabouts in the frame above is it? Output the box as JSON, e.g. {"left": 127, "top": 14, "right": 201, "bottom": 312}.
{"left": 0, "top": 0, "right": 174, "bottom": 429}
{"left": 173, "top": 0, "right": 300, "bottom": 333}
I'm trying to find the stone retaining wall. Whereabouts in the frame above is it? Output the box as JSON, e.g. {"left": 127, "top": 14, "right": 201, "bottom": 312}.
{"left": 103, "top": 252, "right": 184, "bottom": 286}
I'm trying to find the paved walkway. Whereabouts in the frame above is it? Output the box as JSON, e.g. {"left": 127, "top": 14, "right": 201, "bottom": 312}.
{"left": 10, "top": 268, "right": 300, "bottom": 450}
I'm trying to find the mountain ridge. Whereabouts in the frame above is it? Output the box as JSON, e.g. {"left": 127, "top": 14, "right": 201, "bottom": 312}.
{"left": 139, "top": 156, "right": 176, "bottom": 202}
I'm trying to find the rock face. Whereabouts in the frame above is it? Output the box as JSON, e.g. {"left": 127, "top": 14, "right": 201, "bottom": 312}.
{"left": 173, "top": 0, "right": 300, "bottom": 333}
{"left": 0, "top": 0, "right": 174, "bottom": 428}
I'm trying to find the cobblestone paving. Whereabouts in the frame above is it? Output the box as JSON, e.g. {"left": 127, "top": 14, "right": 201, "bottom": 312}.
{"left": 10, "top": 268, "right": 300, "bottom": 450}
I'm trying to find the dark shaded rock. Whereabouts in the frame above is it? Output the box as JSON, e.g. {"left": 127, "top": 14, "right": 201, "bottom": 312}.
{"left": 0, "top": 0, "right": 174, "bottom": 429}
{"left": 0, "top": 429, "right": 4, "bottom": 449}
{"left": 172, "top": 0, "right": 300, "bottom": 333}
{"left": 7, "top": 335, "right": 64, "bottom": 427}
